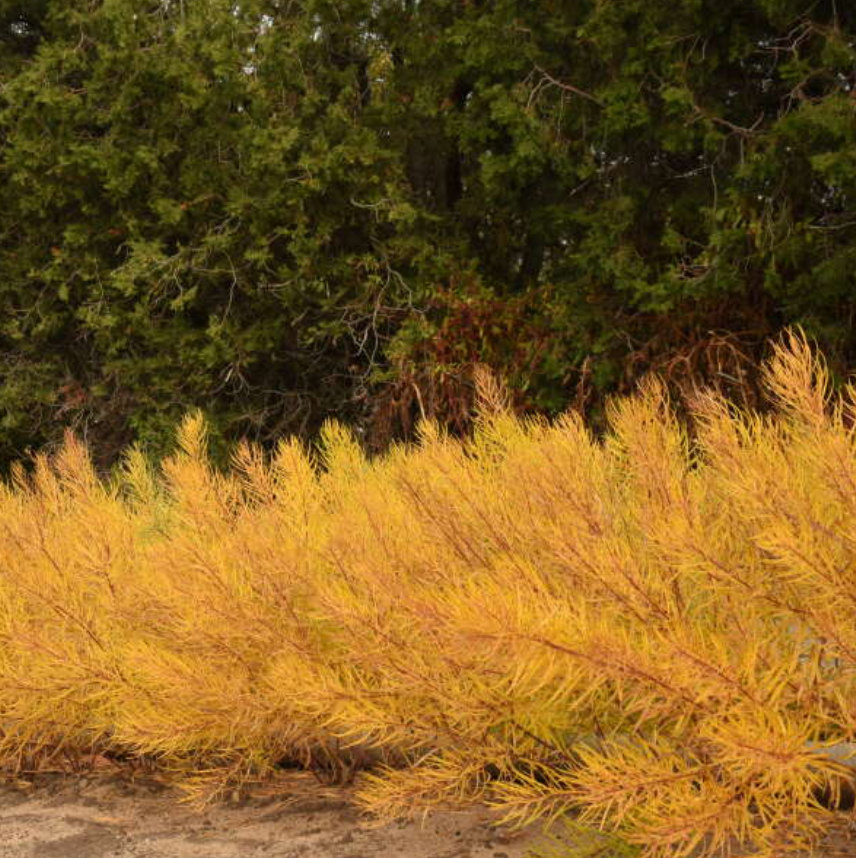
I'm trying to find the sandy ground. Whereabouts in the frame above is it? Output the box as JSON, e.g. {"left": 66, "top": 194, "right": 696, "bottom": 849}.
{"left": 2, "top": 772, "right": 856, "bottom": 858}
{"left": 0, "top": 772, "right": 555, "bottom": 858}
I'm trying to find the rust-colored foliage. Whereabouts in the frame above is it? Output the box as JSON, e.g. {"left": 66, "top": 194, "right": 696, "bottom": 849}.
{"left": 1, "top": 330, "right": 855, "bottom": 857}
{"left": 367, "top": 282, "right": 554, "bottom": 449}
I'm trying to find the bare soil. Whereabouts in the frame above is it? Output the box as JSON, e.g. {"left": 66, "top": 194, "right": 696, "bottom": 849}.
{"left": 2, "top": 771, "right": 856, "bottom": 857}
{"left": 0, "top": 771, "right": 552, "bottom": 858}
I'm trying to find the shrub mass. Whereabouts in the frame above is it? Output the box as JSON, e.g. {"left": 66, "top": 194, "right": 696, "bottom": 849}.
{"left": 1, "top": 0, "right": 855, "bottom": 468}
{"left": 1, "top": 333, "right": 856, "bottom": 857}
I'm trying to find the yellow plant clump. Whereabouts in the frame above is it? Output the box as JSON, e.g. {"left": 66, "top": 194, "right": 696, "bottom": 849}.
{"left": 0, "top": 330, "right": 855, "bottom": 857}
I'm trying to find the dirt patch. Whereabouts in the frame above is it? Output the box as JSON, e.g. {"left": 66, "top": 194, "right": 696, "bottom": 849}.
{"left": 2, "top": 773, "right": 856, "bottom": 857}
{"left": 0, "top": 773, "right": 553, "bottom": 858}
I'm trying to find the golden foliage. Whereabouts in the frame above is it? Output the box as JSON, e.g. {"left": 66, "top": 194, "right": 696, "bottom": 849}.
{"left": 1, "top": 330, "right": 856, "bottom": 857}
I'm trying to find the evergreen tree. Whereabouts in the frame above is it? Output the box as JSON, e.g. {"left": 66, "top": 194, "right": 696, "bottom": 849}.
{"left": 1, "top": 0, "right": 854, "bottom": 469}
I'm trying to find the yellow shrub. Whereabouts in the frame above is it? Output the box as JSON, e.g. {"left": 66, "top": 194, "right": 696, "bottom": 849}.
{"left": 0, "top": 330, "right": 854, "bottom": 857}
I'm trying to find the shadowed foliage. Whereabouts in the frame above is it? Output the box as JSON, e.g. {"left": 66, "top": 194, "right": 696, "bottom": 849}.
{"left": 1, "top": 1, "right": 855, "bottom": 470}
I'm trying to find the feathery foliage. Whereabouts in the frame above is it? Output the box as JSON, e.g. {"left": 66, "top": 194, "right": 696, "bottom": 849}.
{"left": 1, "top": 331, "right": 855, "bottom": 856}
